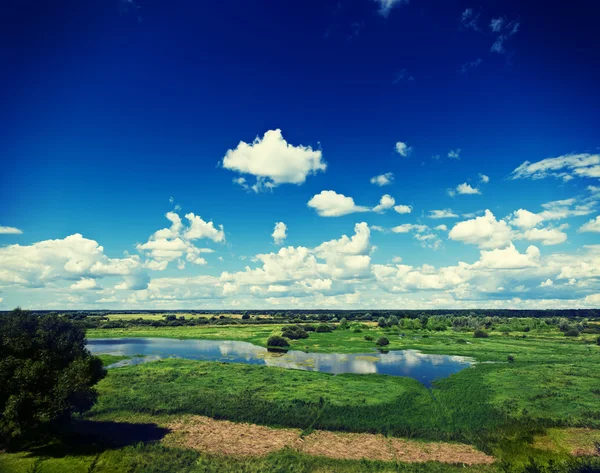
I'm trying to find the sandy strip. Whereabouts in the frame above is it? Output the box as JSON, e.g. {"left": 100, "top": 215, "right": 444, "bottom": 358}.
{"left": 166, "top": 416, "right": 494, "bottom": 465}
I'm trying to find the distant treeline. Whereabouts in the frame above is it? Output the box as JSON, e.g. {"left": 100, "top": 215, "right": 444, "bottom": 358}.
{"left": 5, "top": 308, "right": 600, "bottom": 320}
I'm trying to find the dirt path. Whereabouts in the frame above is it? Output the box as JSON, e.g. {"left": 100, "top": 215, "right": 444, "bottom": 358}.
{"left": 166, "top": 416, "right": 495, "bottom": 465}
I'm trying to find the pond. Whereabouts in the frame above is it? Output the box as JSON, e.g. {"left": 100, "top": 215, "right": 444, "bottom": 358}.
{"left": 87, "top": 338, "right": 473, "bottom": 387}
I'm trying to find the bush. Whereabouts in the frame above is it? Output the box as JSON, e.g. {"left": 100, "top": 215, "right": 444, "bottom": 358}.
{"left": 282, "top": 325, "right": 308, "bottom": 340}
{"left": 353, "top": 328, "right": 362, "bottom": 333}
{"left": 597, "top": 336, "right": 600, "bottom": 346}
{"left": 376, "top": 337, "right": 390, "bottom": 347}
{"left": 377, "top": 317, "right": 387, "bottom": 328}
{"left": 507, "top": 355, "right": 515, "bottom": 362}
{"left": 364, "top": 335, "right": 374, "bottom": 341}
{"left": 315, "top": 324, "right": 333, "bottom": 333}
{"left": 456, "top": 338, "right": 467, "bottom": 344}
{"left": 241, "top": 313, "right": 250, "bottom": 320}
{"left": 267, "top": 336, "right": 290, "bottom": 347}
{"left": 565, "top": 328, "right": 580, "bottom": 337}
{"left": 0, "top": 309, "right": 106, "bottom": 445}
{"left": 339, "top": 317, "right": 348, "bottom": 329}
{"left": 302, "top": 324, "right": 316, "bottom": 332}
{"left": 473, "top": 329, "right": 489, "bottom": 338}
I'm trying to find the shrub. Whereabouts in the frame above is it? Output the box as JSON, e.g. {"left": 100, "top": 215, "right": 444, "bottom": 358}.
{"left": 565, "top": 328, "right": 580, "bottom": 337}
{"left": 0, "top": 309, "right": 106, "bottom": 445}
{"left": 377, "top": 317, "right": 387, "bottom": 328}
{"left": 267, "top": 336, "right": 290, "bottom": 347}
{"left": 364, "top": 335, "right": 374, "bottom": 341}
{"left": 376, "top": 337, "right": 390, "bottom": 347}
{"left": 473, "top": 329, "right": 489, "bottom": 338}
{"left": 241, "top": 313, "right": 250, "bottom": 320}
{"left": 523, "top": 326, "right": 531, "bottom": 332}
{"left": 353, "top": 328, "right": 362, "bottom": 333}
{"left": 303, "top": 324, "right": 316, "bottom": 332}
{"left": 282, "top": 325, "right": 308, "bottom": 340}
{"left": 597, "top": 336, "right": 600, "bottom": 346}
{"left": 339, "top": 318, "right": 348, "bottom": 329}
{"left": 507, "top": 355, "right": 515, "bottom": 362}
{"left": 456, "top": 338, "right": 467, "bottom": 344}
{"left": 315, "top": 324, "right": 333, "bottom": 333}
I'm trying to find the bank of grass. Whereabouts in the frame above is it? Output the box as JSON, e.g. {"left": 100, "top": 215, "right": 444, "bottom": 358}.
{"left": 97, "top": 354, "right": 131, "bottom": 366}
{"left": 0, "top": 445, "right": 500, "bottom": 473}
{"left": 105, "top": 313, "right": 269, "bottom": 321}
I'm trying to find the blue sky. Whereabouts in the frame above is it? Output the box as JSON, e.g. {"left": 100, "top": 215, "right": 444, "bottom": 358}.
{"left": 1, "top": 0, "right": 599, "bottom": 309}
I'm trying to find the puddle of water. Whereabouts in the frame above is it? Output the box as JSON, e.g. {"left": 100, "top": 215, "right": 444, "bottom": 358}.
{"left": 88, "top": 338, "right": 472, "bottom": 387}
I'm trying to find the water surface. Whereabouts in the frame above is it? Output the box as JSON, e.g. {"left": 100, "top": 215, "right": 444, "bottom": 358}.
{"left": 88, "top": 337, "right": 472, "bottom": 387}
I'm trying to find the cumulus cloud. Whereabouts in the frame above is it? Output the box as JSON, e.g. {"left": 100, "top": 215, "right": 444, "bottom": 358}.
{"left": 394, "top": 204, "right": 412, "bottom": 214}
{"left": 429, "top": 209, "right": 458, "bottom": 219}
{"left": 510, "top": 209, "right": 544, "bottom": 229}
{"left": 373, "top": 194, "right": 395, "bottom": 213}
{"left": 307, "top": 191, "right": 370, "bottom": 217}
{"left": 449, "top": 182, "right": 481, "bottom": 196}
{"left": 0, "top": 233, "right": 147, "bottom": 290}
{"left": 449, "top": 210, "right": 512, "bottom": 249}
{"left": 479, "top": 173, "right": 490, "bottom": 183}
{"left": 70, "top": 278, "right": 99, "bottom": 290}
{"left": 370, "top": 172, "right": 394, "bottom": 186}
{"left": 510, "top": 153, "right": 600, "bottom": 182}
{"left": 476, "top": 244, "right": 540, "bottom": 269}
{"left": 221, "top": 129, "right": 326, "bottom": 191}
{"left": 521, "top": 226, "right": 568, "bottom": 246}
{"left": 579, "top": 216, "right": 600, "bottom": 233}
{"left": 395, "top": 141, "right": 412, "bottom": 157}
{"left": 372, "top": 0, "right": 409, "bottom": 17}
{"left": 137, "top": 211, "right": 224, "bottom": 268}
{"left": 0, "top": 226, "right": 23, "bottom": 235}
{"left": 435, "top": 224, "right": 448, "bottom": 231}
{"left": 391, "top": 224, "right": 429, "bottom": 234}
{"left": 272, "top": 222, "right": 287, "bottom": 245}
{"left": 448, "top": 149, "right": 461, "bottom": 160}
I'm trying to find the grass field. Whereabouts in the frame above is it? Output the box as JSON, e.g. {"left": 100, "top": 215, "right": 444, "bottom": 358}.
{"left": 2, "top": 323, "right": 599, "bottom": 472}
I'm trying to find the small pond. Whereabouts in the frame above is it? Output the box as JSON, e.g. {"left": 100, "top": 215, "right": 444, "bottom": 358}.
{"left": 87, "top": 338, "right": 473, "bottom": 387}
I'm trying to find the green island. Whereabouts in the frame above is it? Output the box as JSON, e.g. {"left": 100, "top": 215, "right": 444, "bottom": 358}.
{"left": 1, "top": 311, "right": 600, "bottom": 473}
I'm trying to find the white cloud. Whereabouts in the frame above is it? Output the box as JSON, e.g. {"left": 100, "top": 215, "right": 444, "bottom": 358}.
{"left": 373, "top": 194, "right": 395, "bottom": 213}
{"left": 510, "top": 209, "right": 544, "bottom": 229}
{"left": 448, "top": 149, "right": 461, "bottom": 160}
{"left": 371, "top": 0, "right": 409, "bottom": 17}
{"left": 70, "top": 278, "right": 98, "bottom": 290}
{"left": 391, "top": 224, "right": 428, "bottom": 234}
{"left": 307, "top": 190, "right": 370, "bottom": 217}
{"left": 540, "top": 279, "right": 553, "bottom": 287}
{"left": 394, "top": 204, "right": 412, "bottom": 214}
{"left": 395, "top": 141, "right": 412, "bottom": 157}
{"left": 490, "top": 17, "right": 505, "bottom": 32}
{"left": 510, "top": 153, "right": 600, "bottom": 182}
{"left": 450, "top": 182, "right": 481, "bottom": 196}
{"left": 435, "top": 224, "right": 448, "bottom": 231}
{"left": 476, "top": 244, "right": 540, "bottom": 269}
{"left": 461, "top": 8, "right": 479, "bottom": 30}
{"left": 579, "top": 216, "right": 600, "bottom": 233}
{"left": 429, "top": 209, "right": 458, "bottom": 219}
{"left": 391, "top": 256, "right": 403, "bottom": 263}
{"left": 221, "top": 129, "right": 326, "bottom": 191}
{"left": 0, "top": 226, "right": 23, "bottom": 235}
{"left": 137, "top": 211, "right": 224, "bottom": 268}
{"left": 370, "top": 172, "right": 394, "bottom": 186}
{"left": 521, "top": 227, "right": 568, "bottom": 246}
{"left": 272, "top": 222, "right": 287, "bottom": 245}
{"left": 449, "top": 210, "right": 512, "bottom": 249}
{"left": 479, "top": 173, "right": 490, "bottom": 183}
{"left": 460, "top": 58, "right": 482, "bottom": 74}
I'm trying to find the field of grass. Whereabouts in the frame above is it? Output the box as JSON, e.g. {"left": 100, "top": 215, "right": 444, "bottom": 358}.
{"left": 104, "top": 313, "right": 273, "bottom": 321}
{"left": 2, "top": 323, "right": 599, "bottom": 473}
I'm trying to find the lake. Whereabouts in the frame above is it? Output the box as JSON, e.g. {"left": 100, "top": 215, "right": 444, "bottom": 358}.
{"left": 87, "top": 337, "right": 473, "bottom": 387}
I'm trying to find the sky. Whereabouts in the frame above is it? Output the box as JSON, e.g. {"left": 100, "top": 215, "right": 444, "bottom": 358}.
{"left": 1, "top": 0, "right": 599, "bottom": 310}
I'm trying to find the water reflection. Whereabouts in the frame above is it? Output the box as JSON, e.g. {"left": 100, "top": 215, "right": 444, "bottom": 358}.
{"left": 87, "top": 338, "right": 472, "bottom": 387}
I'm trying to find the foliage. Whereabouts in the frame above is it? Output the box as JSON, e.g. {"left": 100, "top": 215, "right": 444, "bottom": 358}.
{"left": 377, "top": 317, "right": 386, "bottom": 328}
{"left": 339, "top": 317, "right": 348, "bottom": 329}
{"left": 564, "top": 328, "right": 580, "bottom": 337}
{"left": 364, "top": 335, "right": 374, "bottom": 341}
{"left": 474, "top": 329, "right": 489, "bottom": 338}
{"left": 0, "top": 309, "right": 105, "bottom": 445}
{"left": 315, "top": 324, "right": 333, "bottom": 333}
{"left": 281, "top": 325, "right": 308, "bottom": 340}
{"left": 267, "top": 336, "right": 290, "bottom": 347}
{"left": 375, "top": 337, "right": 390, "bottom": 347}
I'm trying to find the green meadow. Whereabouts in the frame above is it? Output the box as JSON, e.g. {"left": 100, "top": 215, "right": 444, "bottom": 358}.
{"left": 2, "top": 319, "right": 600, "bottom": 472}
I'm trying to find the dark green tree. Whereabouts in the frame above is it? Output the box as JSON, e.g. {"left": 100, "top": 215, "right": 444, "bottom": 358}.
{"left": 0, "top": 308, "right": 106, "bottom": 445}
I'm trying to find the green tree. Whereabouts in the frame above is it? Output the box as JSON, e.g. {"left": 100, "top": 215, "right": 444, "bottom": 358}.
{"left": 376, "top": 337, "right": 390, "bottom": 347}
{"left": 377, "top": 317, "right": 387, "bottom": 328}
{"left": 387, "top": 315, "right": 399, "bottom": 326}
{"left": 339, "top": 317, "right": 348, "bottom": 329}
{"left": 0, "top": 308, "right": 106, "bottom": 445}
